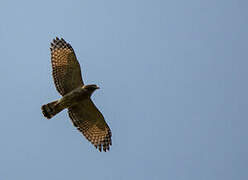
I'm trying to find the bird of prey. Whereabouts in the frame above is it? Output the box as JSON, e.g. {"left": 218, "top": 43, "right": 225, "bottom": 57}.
{"left": 41, "top": 37, "right": 112, "bottom": 152}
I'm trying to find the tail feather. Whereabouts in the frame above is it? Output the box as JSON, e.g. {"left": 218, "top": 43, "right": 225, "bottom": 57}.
{"left": 41, "top": 100, "right": 63, "bottom": 119}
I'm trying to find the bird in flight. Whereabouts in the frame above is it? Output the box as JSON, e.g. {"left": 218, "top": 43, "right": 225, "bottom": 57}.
{"left": 41, "top": 37, "right": 112, "bottom": 152}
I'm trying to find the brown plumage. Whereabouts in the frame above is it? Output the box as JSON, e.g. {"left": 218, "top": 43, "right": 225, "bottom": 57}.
{"left": 42, "top": 37, "right": 112, "bottom": 152}
{"left": 50, "top": 37, "right": 83, "bottom": 95}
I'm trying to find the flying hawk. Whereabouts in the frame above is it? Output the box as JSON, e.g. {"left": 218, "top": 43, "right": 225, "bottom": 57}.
{"left": 41, "top": 37, "right": 112, "bottom": 152}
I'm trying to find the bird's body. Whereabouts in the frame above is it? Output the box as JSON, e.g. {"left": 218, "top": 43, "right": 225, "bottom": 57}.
{"left": 41, "top": 38, "right": 112, "bottom": 152}
{"left": 59, "top": 85, "right": 99, "bottom": 108}
{"left": 42, "top": 85, "right": 97, "bottom": 118}
{"left": 58, "top": 86, "right": 88, "bottom": 108}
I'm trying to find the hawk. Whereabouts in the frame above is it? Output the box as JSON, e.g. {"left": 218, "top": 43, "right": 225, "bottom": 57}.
{"left": 41, "top": 37, "right": 112, "bottom": 152}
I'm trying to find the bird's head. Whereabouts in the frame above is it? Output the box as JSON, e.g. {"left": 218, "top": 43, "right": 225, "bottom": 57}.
{"left": 83, "top": 84, "right": 100, "bottom": 95}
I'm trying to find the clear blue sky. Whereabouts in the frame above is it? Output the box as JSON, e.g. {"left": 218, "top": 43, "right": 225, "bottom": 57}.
{"left": 0, "top": 0, "right": 247, "bottom": 179}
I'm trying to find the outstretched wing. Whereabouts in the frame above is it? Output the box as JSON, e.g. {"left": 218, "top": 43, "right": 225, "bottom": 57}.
{"left": 50, "top": 37, "right": 84, "bottom": 96}
{"left": 68, "top": 99, "right": 112, "bottom": 152}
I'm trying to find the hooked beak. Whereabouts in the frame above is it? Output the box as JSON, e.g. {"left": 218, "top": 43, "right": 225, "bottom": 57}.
{"left": 96, "top": 86, "right": 100, "bottom": 89}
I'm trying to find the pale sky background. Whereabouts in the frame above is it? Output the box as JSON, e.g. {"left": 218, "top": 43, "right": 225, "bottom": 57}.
{"left": 0, "top": 0, "right": 247, "bottom": 179}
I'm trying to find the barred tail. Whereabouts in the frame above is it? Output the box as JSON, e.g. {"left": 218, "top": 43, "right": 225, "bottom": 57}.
{"left": 41, "top": 100, "right": 63, "bottom": 119}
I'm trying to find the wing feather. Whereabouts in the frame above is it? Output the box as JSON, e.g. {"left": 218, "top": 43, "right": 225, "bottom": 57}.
{"left": 68, "top": 99, "right": 112, "bottom": 152}
{"left": 50, "top": 37, "right": 84, "bottom": 95}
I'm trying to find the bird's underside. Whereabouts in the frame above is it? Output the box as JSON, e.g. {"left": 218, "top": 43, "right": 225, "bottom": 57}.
{"left": 41, "top": 37, "right": 112, "bottom": 152}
